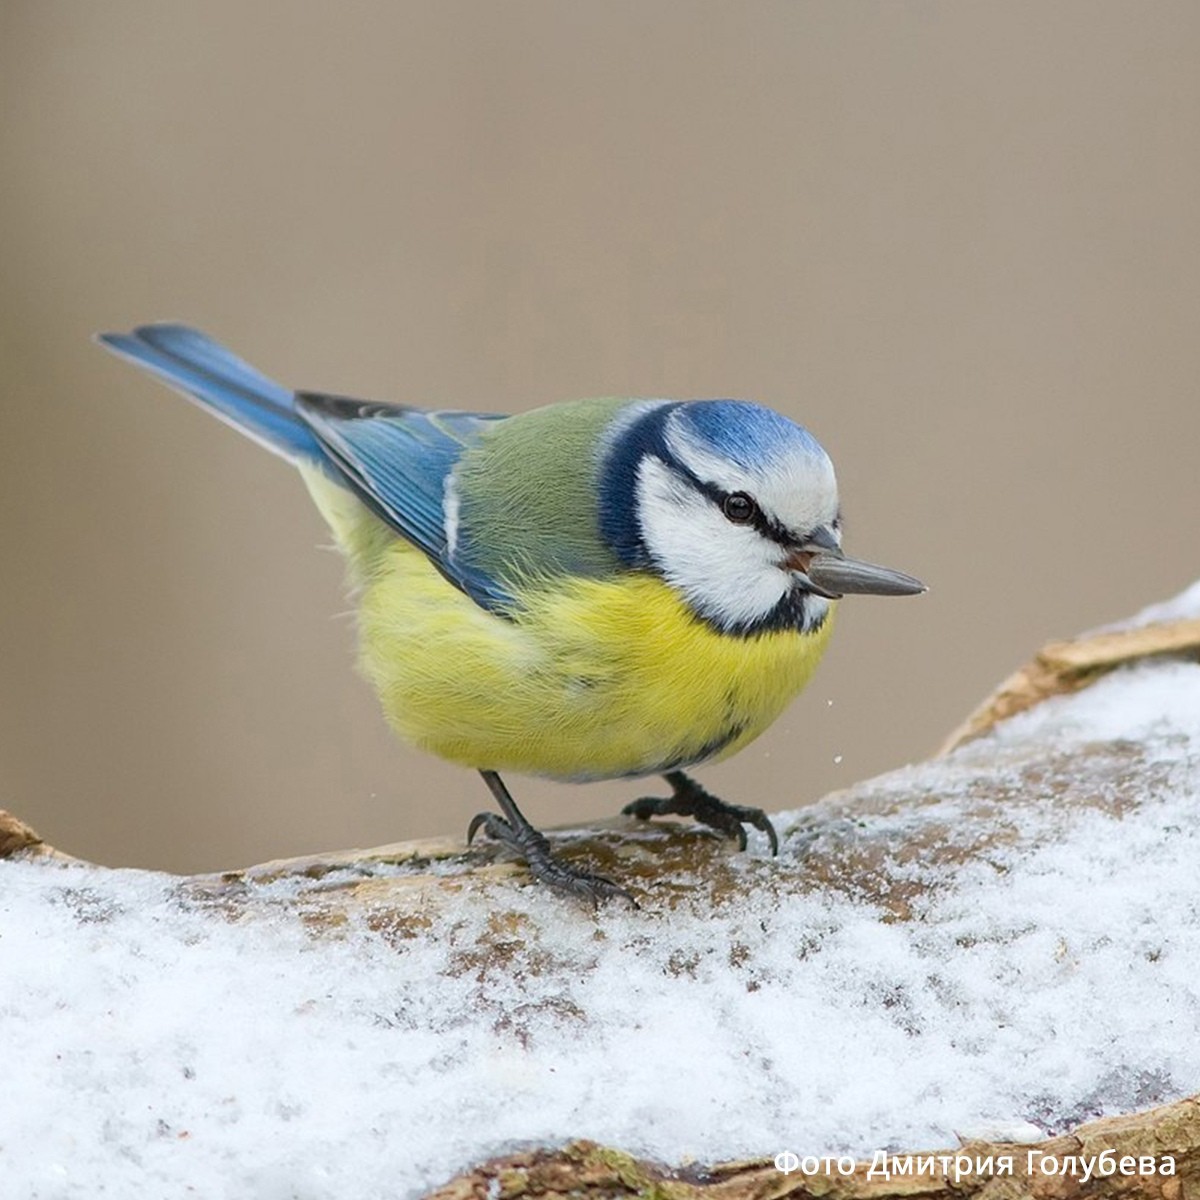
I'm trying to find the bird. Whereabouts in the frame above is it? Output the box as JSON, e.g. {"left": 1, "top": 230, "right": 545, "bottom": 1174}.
{"left": 98, "top": 324, "right": 925, "bottom": 904}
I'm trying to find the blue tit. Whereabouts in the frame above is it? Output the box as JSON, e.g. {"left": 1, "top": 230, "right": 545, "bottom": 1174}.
{"left": 98, "top": 324, "right": 924, "bottom": 903}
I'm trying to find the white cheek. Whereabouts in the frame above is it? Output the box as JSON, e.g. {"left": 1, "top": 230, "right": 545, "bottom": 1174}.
{"left": 636, "top": 458, "right": 789, "bottom": 628}
{"left": 800, "top": 594, "right": 831, "bottom": 633}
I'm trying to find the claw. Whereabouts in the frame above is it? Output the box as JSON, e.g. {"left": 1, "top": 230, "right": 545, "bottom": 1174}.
{"left": 623, "top": 771, "right": 779, "bottom": 856}
{"left": 466, "top": 810, "right": 503, "bottom": 845}
{"left": 469, "top": 772, "right": 638, "bottom": 908}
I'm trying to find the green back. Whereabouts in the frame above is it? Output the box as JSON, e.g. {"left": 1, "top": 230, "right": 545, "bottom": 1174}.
{"left": 455, "top": 396, "right": 635, "bottom": 589}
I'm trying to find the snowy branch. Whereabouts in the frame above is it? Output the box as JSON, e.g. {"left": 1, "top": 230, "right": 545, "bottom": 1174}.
{"left": 3, "top": 585, "right": 1200, "bottom": 1198}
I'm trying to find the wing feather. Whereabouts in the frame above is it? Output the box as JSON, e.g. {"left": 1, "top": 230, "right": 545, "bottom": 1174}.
{"left": 295, "top": 392, "right": 512, "bottom": 610}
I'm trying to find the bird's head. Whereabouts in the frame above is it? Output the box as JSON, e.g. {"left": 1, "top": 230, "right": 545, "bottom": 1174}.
{"left": 598, "top": 400, "right": 924, "bottom": 635}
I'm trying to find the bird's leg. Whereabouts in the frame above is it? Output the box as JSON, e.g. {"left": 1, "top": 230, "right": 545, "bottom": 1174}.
{"left": 622, "top": 770, "right": 780, "bottom": 856}
{"left": 467, "top": 771, "right": 637, "bottom": 907}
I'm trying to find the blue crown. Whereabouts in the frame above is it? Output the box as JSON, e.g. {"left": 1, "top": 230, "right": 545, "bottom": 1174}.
{"left": 676, "top": 400, "right": 827, "bottom": 470}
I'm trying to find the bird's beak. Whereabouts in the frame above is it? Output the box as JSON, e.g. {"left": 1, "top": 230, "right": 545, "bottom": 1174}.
{"left": 785, "top": 545, "right": 926, "bottom": 600}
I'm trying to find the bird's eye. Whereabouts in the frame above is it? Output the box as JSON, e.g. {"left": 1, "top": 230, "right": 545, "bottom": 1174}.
{"left": 722, "top": 492, "right": 758, "bottom": 524}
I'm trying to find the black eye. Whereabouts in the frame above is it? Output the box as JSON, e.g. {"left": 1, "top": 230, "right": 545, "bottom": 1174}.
{"left": 722, "top": 491, "right": 758, "bottom": 524}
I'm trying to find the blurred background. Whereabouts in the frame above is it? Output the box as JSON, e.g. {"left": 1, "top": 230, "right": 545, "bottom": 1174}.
{"left": 2, "top": 2, "right": 1198, "bottom": 873}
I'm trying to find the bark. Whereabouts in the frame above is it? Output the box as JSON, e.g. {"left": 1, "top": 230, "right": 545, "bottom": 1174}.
{"left": 427, "top": 1105, "right": 1199, "bottom": 1200}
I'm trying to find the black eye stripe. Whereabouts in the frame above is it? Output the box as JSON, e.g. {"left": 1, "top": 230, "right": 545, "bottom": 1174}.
{"left": 642, "top": 446, "right": 802, "bottom": 549}
{"left": 701, "top": 482, "right": 796, "bottom": 547}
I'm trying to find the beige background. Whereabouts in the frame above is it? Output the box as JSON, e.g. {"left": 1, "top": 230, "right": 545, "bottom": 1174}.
{"left": 2, "top": 2, "right": 1198, "bottom": 874}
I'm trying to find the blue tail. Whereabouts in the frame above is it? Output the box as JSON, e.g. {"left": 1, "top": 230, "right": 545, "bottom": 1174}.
{"left": 97, "top": 323, "right": 324, "bottom": 464}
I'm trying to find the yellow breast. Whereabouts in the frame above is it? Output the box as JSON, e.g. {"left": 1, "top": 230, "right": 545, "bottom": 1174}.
{"left": 355, "top": 538, "right": 835, "bottom": 782}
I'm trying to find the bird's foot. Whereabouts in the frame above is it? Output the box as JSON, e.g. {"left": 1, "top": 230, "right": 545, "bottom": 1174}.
{"left": 623, "top": 769, "right": 780, "bottom": 855}
{"left": 467, "top": 809, "right": 637, "bottom": 908}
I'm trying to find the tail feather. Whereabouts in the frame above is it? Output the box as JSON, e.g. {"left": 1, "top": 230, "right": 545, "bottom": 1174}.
{"left": 97, "top": 323, "right": 324, "bottom": 464}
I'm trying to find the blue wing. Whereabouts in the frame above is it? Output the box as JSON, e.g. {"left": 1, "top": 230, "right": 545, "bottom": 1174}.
{"left": 295, "top": 392, "right": 512, "bottom": 609}
{"left": 98, "top": 324, "right": 513, "bottom": 611}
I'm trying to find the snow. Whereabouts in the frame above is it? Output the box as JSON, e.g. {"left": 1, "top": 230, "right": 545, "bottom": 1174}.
{"left": 3, "top": 589, "right": 1200, "bottom": 1198}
